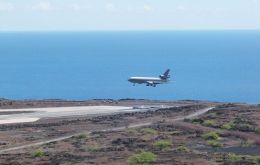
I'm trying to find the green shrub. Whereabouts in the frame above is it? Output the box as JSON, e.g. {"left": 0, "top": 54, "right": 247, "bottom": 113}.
{"left": 202, "top": 132, "right": 219, "bottom": 140}
{"left": 77, "top": 133, "right": 88, "bottom": 139}
{"left": 251, "top": 155, "right": 260, "bottom": 164}
{"left": 226, "top": 153, "right": 243, "bottom": 162}
{"left": 176, "top": 146, "right": 189, "bottom": 153}
{"left": 59, "top": 163, "right": 71, "bottom": 165}
{"left": 203, "top": 120, "right": 216, "bottom": 127}
{"left": 237, "top": 123, "right": 255, "bottom": 132}
{"left": 222, "top": 122, "right": 234, "bottom": 130}
{"left": 226, "top": 154, "right": 260, "bottom": 164}
{"left": 140, "top": 128, "right": 157, "bottom": 135}
{"left": 127, "top": 151, "right": 156, "bottom": 165}
{"left": 87, "top": 145, "right": 101, "bottom": 152}
{"left": 207, "top": 140, "right": 222, "bottom": 148}
{"left": 154, "top": 140, "right": 172, "bottom": 150}
{"left": 191, "top": 118, "right": 204, "bottom": 124}
{"left": 243, "top": 156, "right": 259, "bottom": 164}
{"left": 32, "top": 149, "right": 44, "bottom": 157}
{"left": 255, "top": 127, "right": 260, "bottom": 133}
{"left": 126, "top": 129, "right": 138, "bottom": 134}
{"left": 240, "top": 140, "right": 255, "bottom": 147}
{"left": 166, "top": 131, "right": 181, "bottom": 135}
{"left": 206, "top": 112, "right": 217, "bottom": 118}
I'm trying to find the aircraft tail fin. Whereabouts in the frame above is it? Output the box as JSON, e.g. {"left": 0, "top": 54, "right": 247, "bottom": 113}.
{"left": 160, "top": 69, "right": 170, "bottom": 79}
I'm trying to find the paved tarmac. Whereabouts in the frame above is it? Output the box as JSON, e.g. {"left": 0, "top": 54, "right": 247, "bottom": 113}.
{"left": 0, "top": 106, "right": 138, "bottom": 124}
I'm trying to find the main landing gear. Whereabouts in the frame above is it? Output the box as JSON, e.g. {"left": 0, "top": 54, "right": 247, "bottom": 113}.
{"left": 146, "top": 84, "right": 156, "bottom": 87}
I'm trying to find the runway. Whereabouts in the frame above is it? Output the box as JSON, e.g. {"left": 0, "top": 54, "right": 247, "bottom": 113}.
{"left": 0, "top": 106, "right": 140, "bottom": 124}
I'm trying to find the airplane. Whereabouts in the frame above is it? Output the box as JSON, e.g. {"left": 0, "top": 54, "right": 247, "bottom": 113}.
{"left": 128, "top": 69, "right": 170, "bottom": 87}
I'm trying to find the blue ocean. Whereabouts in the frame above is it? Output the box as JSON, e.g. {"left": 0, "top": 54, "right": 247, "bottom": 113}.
{"left": 0, "top": 31, "right": 259, "bottom": 103}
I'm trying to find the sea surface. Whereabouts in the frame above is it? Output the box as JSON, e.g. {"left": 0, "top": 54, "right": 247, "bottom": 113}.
{"left": 0, "top": 31, "right": 260, "bottom": 103}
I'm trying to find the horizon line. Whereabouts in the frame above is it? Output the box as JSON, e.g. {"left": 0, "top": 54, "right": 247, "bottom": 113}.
{"left": 1, "top": 29, "right": 260, "bottom": 33}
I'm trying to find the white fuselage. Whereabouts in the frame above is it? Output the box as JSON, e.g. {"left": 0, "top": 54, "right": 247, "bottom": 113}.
{"left": 128, "top": 77, "right": 168, "bottom": 84}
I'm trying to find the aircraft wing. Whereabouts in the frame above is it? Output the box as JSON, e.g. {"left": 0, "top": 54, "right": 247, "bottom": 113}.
{"left": 147, "top": 81, "right": 154, "bottom": 85}
{"left": 147, "top": 81, "right": 161, "bottom": 84}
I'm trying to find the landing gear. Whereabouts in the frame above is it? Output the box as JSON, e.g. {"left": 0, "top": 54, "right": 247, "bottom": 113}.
{"left": 146, "top": 83, "right": 156, "bottom": 87}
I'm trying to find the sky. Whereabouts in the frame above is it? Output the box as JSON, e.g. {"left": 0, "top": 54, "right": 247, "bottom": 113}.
{"left": 0, "top": 0, "right": 260, "bottom": 31}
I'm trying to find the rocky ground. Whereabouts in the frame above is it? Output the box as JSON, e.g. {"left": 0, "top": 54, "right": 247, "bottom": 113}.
{"left": 0, "top": 100, "right": 259, "bottom": 165}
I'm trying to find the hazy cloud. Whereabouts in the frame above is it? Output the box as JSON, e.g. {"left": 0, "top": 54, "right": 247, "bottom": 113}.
{"left": 105, "top": 3, "right": 116, "bottom": 11}
{"left": 31, "top": 1, "right": 52, "bottom": 11}
{"left": 69, "top": 3, "right": 89, "bottom": 11}
{"left": 252, "top": 0, "right": 260, "bottom": 3}
{"left": 0, "top": 0, "right": 259, "bottom": 31}
{"left": 143, "top": 4, "right": 153, "bottom": 12}
{"left": 0, "top": 2, "right": 14, "bottom": 11}
{"left": 176, "top": 5, "right": 187, "bottom": 11}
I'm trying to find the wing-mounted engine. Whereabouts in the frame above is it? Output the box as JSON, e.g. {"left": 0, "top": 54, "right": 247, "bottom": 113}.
{"left": 146, "top": 81, "right": 157, "bottom": 87}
